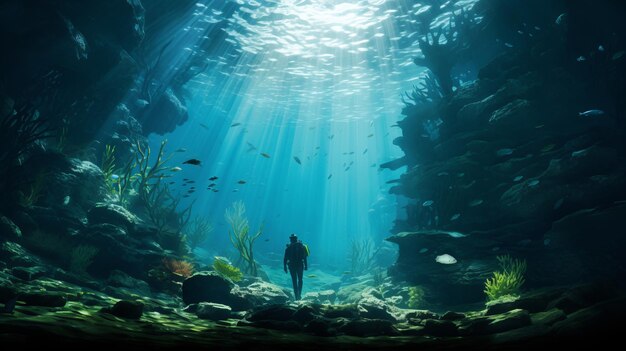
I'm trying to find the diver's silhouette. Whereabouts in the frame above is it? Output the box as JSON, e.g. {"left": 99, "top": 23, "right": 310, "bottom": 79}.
{"left": 283, "top": 233, "right": 308, "bottom": 300}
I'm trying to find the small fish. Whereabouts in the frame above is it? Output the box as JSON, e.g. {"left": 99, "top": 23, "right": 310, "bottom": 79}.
{"left": 328, "top": 135, "right": 334, "bottom": 140}
{"left": 212, "top": 189, "right": 219, "bottom": 192}
{"left": 367, "top": 134, "right": 374, "bottom": 138}
{"left": 199, "top": 123, "right": 209, "bottom": 130}
{"left": 496, "top": 148, "right": 514, "bottom": 156}
{"left": 175, "top": 148, "right": 187, "bottom": 152}
{"left": 238, "top": 180, "right": 246, "bottom": 184}
{"left": 469, "top": 199, "right": 483, "bottom": 207}
{"left": 231, "top": 122, "right": 241, "bottom": 127}
{"left": 183, "top": 195, "right": 190, "bottom": 198}
{"left": 513, "top": 175, "right": 524, "bottom": 182}
{"left": 528, "top": 179, "right": 540, "bottom": 187}
{"left": 576, "top": 55, "right": 586, "bottom": 62}
{"left": 232, "top": 189, "right": 238, "bottom": 192}
{"left": 63, "top": 196, "right": 70, "bottom": 206}
{"left": 571, "top": 149, "right": 587, "bottom": 158}
{"left": 208, "top": 183, "right": 216, "bottom": 188}
{"left": 187, "top": 189, "right": 195, "bottom": 193}
{"left": 264, "top": 239, "right": 270, "bottom": 242}
{"left": 419, "top": 248, "right": 428, "bottom": 254}
{"left": 598, "top": 45, "right": 605, "bottom": 52}
{"left": 555, "top": 13, "right": 567, "bottom": 25}
{"left": 293, "top": 157, "right": 301, "bottom": 165}
{"left": 504, "top": 43, "right": 514, "bottom": 48}
{"left": 246, "top": 142, "right": 257, "bottom": 152}
{"left": 363, "top": 148, "right": 368, "bottom": 154}
{"left": 435, "top": 254, "right": 457, "bottom": 264}
{"left": 554, "top": 198, "right": 564, "bottom": 210}
{"left": 169, "top": 181, "right": 175, "bottom": 185}
{"left": 327, "top": 174, "right": 332, "bottom": 180}
{"left": 170, "top": 167, "right": 183, "bottom": 172}
{"left": 260, "top": 152, "right": 271, "bottom": 158}
{"left": 422, "top": 200, "right": 434, "bottom": 207}
{"left": 183, "top": 159, "right": 201, "bottom": 166}
{"left": 450, "top": 213, "right": 461, "bottom": 221}
{"left": 209, "top": 176, "right": 218, "bottom": 181}
{"left": 578, "top": 109, "right": 605, "bottom": 117}
{"left": 342, "top": 271, "right": 352, "bottom": 275}
{"left": 110, "top": 174, "right": 120, "bottom": 180}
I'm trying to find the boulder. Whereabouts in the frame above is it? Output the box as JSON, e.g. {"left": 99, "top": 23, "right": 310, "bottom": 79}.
{"left": 422, "top": 319, "right": 458, "bottom": 337}
{"left": 551, "top": 296, "right": 626, "bottom": 337}
{"left": 196, "top": 302, "right": 232, "bottom": 321}
{"left": 485, "top": 287, "right": 566, "bottom": 315}
{"left": 484, "top": 309, "right": 531, "bottom": 334}
{"left": 234, "top": 280, "right": 290, "bottom": 307}
{"left": 107, "top": 270, "right": 151, "bottom": 295}
{"left": 357, "top": 295, "right": 399, "bottom": 321}
{"left": 441, "top": 311, "right": 466, "bottom": 321}
{"left": 0, "top": 277, "right": 17, "bottom": 303}
{"left": 106, "top": 300, "right": 144, "bottom": 319}
{"left": 182, "top": 272, "right": 235, "bottom": 306}
{"left": 0, "top": 216, "right": 22, "bottom": 241}
{"left": 87, "top": 203, "right": 141, "bottom": 230}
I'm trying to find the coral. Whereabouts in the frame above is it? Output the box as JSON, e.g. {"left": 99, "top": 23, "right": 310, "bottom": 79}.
{"left": 224, "top": 201, "right": 262, "bottom": 276}
{"left": 69, "top": 245, "right": 99, "bottom": 273}
{"left": 186, "top": 216, "right": 213, "bottom": 250}
{"left": 213, "top": 256, "right": 243, "bottom": 282}
{"left": 484, "top": 255, "right": 527, "bottom": 301}
{"left": 408, "top": 286, "right": 425, "bottom": 309}
{"left": 162, "top": 258, "right": 194, "bottom": 278}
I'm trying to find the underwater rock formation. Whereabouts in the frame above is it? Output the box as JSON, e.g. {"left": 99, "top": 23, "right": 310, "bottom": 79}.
{"left": 385, "top": 0, "right": 626, "bottom": 307}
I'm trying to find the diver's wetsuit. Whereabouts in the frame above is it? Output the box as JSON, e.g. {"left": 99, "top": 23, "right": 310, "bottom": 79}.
{"left": 284, "top": 241, "right": 308, "bottom": 300}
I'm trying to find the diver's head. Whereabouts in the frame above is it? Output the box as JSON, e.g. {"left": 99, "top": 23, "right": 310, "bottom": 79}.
{"left": 289, "top": 233, "right": 298, "bottom": 243}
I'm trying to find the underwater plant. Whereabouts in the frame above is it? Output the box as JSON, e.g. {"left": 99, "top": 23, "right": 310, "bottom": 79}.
{"left": 484, "top": 255, "right": 527, "bottom": 301}
{"left": 213, "top": 256, "right": 243, "bottom": 282}
{"left": 17, "top": 171, "right": 47, "bottom": 207}
{"left": 186, "top": 216, "right": 213, "bottom": 250}
{"left": 101, "top": 144, "right": 117, "bottom": 194}
{"left": 350, "top": 238, "right": 377, "bottom": 276}
{"left": 408, "top": 286, "right": 425, "bottom": 309}
{"left": 224, "top": 201, "right": 262, "bottom": 277}
{"left": 0, "top": 102, "right": 52, "bottom": 209}
{"left": 162, "top": 258, "right": 194, "bottom": 278}
{"left": 69, "top": 245, "right": 99, "bottom": 274}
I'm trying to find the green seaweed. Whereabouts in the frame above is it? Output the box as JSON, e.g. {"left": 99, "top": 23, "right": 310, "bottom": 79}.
{"left": 484, "top": 255, "right": 526, "bottom": 301}
{"left": 186, "top": 216, "right": 213, "bottom": 250}
{"left": 224, "top": 201, "right": 262, "bottom": 277}
{"left": 213, "top": 256, "right": 243, "bottom": 282}
{"left": 408, "top": 286, "right": 425, "bottom": 309}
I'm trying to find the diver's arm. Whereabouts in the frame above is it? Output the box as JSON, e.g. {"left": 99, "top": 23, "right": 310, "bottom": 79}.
{"left": 303, "top": 251, "right": 308, "bottom": 270}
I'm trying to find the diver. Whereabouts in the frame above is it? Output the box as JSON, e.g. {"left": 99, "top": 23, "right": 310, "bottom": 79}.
{"left": 283, "top": 233, "right": 308, "bottom": 300}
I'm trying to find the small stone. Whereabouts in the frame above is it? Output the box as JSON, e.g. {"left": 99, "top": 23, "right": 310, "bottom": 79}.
{"left": 106, "top": 300, "right": 144, "bottom": 319}
{"left": 531, "top": 308, "right": 566, "bottom": 325}
{"left": 485, "top": 309, "right": 531, "bottom": 334}
{"left": 196, "top": 302, "right": 232, "bottom": 321}
{"left": 182, "top": 272, "right": 234, "bottom": 305}
{"left": 87, "top": 203, "right": 140, "bottom": 230}
{"left": 423, "top": 319, "right": 458, "bottom": 336}
{"left": 441, "top": 311, "right": 466, "bottom": 321}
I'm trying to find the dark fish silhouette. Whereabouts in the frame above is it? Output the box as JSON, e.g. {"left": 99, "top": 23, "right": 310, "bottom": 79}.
{"left": 246, "top": 142, "right": 257, "bottom": 153}
{"left": 199, "top": 123, "right": 209, "bottom": 130}
{"left": 238, "top": 180, "right": 246, "bottom": 184}
{"left": 367, "top": 134, "right": 374, "bottom": 138}
{"left": 209, "top": 176, "right": 218, "bottom": 181}
{"left": 293, "top": 156, "right": 301, "bottom": 165}
{"left": 183, "top": 159, "right": 201, "bottom": 166}
{"left": 363, "top": 148, "right": 368, "bottom": 154}
{"left": 208, "top": 183, "right": 216, "bottom": 188}
{"left": 260, "top": 152, "right": 271, "bottom": 158}
{"left": 231, "top": 122, "right": 242, "bottom": 127}
{"left": 328, "top": 174, "right": 332, "bottom": 180}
